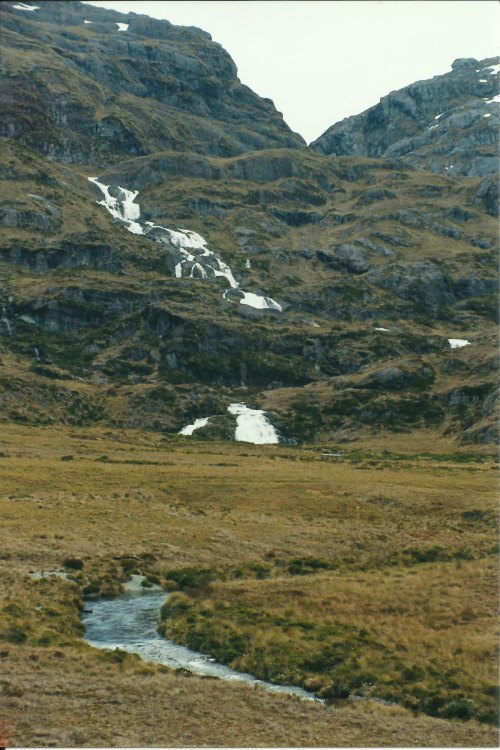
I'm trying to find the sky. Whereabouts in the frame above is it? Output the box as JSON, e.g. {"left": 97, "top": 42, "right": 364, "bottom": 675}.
{"left": 84, "top": 1, "right": 500, "bottom": 144}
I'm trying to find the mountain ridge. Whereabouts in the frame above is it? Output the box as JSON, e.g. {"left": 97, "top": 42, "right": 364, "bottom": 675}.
{"left": 311, "top": 56, "right": 500, "bottom": 177}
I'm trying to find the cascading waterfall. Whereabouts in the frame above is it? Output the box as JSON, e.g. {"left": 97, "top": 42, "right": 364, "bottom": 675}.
{"left": 88, "top": 178, "right": 282, "bottom": 311}
{"left": 178, "top": 403, "right": 280, "bottom": 445}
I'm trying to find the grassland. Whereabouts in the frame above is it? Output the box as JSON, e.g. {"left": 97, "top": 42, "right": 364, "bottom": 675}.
{"left": 0, "top": 423, "right": 498, "bottom": 747}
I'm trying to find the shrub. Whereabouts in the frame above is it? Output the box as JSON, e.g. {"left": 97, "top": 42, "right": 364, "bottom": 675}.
{"left": 443, "top": 698, "right": 475, "bottom": 720}
{"left": 163, "top": 566, "right": 215, "bottom": 591}
{"left": 160, "top": 593, "right": 193, "bottom": 621}
{"left": 318, "top": 681, "right": 350, "bottom": 700}
{"left": 5, "top": 626, "right": 27, "bottom": 644}
{"left": 63, "top": 557, "right": 84, "bottom": 571}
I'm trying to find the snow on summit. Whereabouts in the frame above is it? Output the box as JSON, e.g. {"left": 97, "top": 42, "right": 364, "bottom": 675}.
{"left": 12, "top": 2, "right": 39, "bottom": 9}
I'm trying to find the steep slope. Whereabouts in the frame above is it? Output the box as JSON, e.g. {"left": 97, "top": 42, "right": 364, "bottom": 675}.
{"left": 0, "top": 2, "right": 498, "bottom": 446}
{"left": 311, "top": 57, "right": 500, "bottom": 177}
{"left": 0, "top": 1, "right": 304, "bottom": 164}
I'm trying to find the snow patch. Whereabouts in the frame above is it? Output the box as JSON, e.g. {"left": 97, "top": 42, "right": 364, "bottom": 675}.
{"left": 228, "top": 403, "right": 279, "bottom": 445}
{"left": 12, "top": 2, "right": 39, "bottom": 10}
{"left": 179, "top": 417, "right": 210, "bottom": 436}
{"left": 484, "top": 94, "right": 500, "bottom": 104}
{"left": 116, "top": 22, "right": 129, "bottom": 31}
{"left": 245, "top": 259, "right": 251, "bottom": 269}
{"left": 448, "top": 339, "right": 471, "bottom": 349}
{"left": 428, "top": 124, "right": 439, "bottom": 131}
{"left": 484, "top": 63, "right": 500, "bottom": 75}
{"left": 434, "top": 113, "right": 444, "bottom": 120}
{"left": 479, "top": 79, "right": 488, "bottom": 83}
{"left": 374, "top": 327, "right": 390, "bottom": 332}
{"left": 84, "top": 19, "right": 92, "bottom": 24}
{"left": 483, "top": 113, "right": 492, "bottom": 118}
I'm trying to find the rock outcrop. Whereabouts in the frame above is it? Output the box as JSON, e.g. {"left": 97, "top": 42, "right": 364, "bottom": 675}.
{"left": 0, "top": 1, "right": 304, "bottom": 166}
{"left": 311, "top": 57, "right": 500, "bottom": 177}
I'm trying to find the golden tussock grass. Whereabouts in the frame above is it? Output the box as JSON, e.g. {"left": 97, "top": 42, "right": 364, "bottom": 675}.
{"left": 0, "top": 423, "right": 498, "bottom": 746}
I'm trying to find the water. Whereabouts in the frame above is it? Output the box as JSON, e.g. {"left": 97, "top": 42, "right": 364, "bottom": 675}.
{"left": 82, "top": 590, "right": 321, "bottom": 702}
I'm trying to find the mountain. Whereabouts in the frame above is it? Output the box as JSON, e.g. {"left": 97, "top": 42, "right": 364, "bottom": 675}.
{"left": 0, "top": 1, "right": 498, "bottom": 446}
{"left": 311, "top": 57, "right": 500, "bottom": 178}
{"left": 0, "top": 0, "right": 304, "bottom": 163}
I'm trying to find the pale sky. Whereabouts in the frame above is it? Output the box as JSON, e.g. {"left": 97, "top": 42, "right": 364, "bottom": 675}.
{"left": 84, "top": 1, "right": 500, "bottom": 143}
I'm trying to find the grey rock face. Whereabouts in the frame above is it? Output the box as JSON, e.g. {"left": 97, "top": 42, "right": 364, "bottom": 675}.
{"left": 317, "top": 244, "right": 371, "bottom": 274}
{"left": 366, "top": 262, "right": 453, "bottom": 314}
{"left": 0, "top": 1, "right": 304, "bottom": 166}
{"left": 311, "top": 56, "right": 500, "bottom": 176}
{"left": 473, "top": 175, "right": 499, "bottom": 217}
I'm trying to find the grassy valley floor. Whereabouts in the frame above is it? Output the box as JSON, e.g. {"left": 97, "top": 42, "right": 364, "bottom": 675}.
{"left": 0, "top": 423, "right": 498, "bottom": 747}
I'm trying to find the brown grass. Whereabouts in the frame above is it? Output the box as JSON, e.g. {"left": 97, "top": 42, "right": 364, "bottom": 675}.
{"left": 0, "top": 422, "right": 498, "bottom": 746}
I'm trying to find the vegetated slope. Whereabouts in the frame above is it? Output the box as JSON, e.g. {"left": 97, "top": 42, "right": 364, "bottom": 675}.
{"left": 0, "top": 1, "right": 498, "bottom": 446}
{"left": 311, "top": 57, "right": 500, "bottom": 178}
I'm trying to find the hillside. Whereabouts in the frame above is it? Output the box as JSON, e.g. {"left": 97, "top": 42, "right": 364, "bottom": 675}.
{"left": 0, "top": 0, "right": 498, "bottom": 450}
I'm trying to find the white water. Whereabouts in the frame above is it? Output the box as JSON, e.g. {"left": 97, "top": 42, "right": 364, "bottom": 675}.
{"left": 228, "top": 403, "right": 279, "bottom": 444}
{"left": 88, "top": 178, "right": 282, "bottom": 311}
{"left": 1, "top": 306, "right": 12, "bottom": 336}
{"left": 88, "top": 178, "right": 143, "bottom": 235}
{"left": 82, "top": 590, "right": 320, "bottom": 703}
{"left": 179, "top": 417, "right": 210, "bottom": 436}
{"left": 179, "top": 404, "right": 280, "bottom": 445}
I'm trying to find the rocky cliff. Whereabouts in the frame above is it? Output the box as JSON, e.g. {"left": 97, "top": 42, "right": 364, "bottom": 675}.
{"left": 0, "top": 1, "right": 498, "bottom": 446}
{"left": 311, "top": 57, "right": 500, "bottom": 177}
{"left": 0, "top": 1, "right": 304, "bottom": 165}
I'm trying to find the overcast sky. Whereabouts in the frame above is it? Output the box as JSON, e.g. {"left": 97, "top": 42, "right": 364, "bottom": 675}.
{"left": 85, "top": 1, "right": 500, "bottom": 144}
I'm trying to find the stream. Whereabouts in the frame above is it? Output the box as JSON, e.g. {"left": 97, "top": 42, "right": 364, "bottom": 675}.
{"left": 82, "top": 588, "right": 321, "bottom": 703}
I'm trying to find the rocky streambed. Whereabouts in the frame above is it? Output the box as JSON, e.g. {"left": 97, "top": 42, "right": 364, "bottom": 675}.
{"left": 82, "top": 585, "right": 321, "bottom": 703}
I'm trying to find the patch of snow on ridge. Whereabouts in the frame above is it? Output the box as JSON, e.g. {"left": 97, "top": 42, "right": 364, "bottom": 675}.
{"left": 84, "top": 19, "right": 92, "bottom": 24}
{"left": 485, "top": 63, "right": 500, "bottom": 75}
{"left": 179, "top": 418, "right": 210, "bottom": 436}
{"left": 12, "top": 3, "right": 39, "bottom": 10}
{"left": 434, "top": 113, "right": 444, "bottom": 120}
{"left": 484, "top": 94, "right": 500, "bottom": 104}
{"left": 116, "top": 23, "right": 129, "bottom": 31}
{"left": 374, "top": 327, "right": 390, "bottom": 332}
{"left": 448, "top": 339, "right": 471, "bottom": 349}
{"left": 228, "top": 403, "right": 279, "bottom": 445}
{"left": 483, "top": 113, "right": 492, "bottom": 118}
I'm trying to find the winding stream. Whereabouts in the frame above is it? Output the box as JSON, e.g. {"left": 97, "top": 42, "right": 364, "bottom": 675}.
{"left": 82, "top": 589, "right": 321, "bottom": 703}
